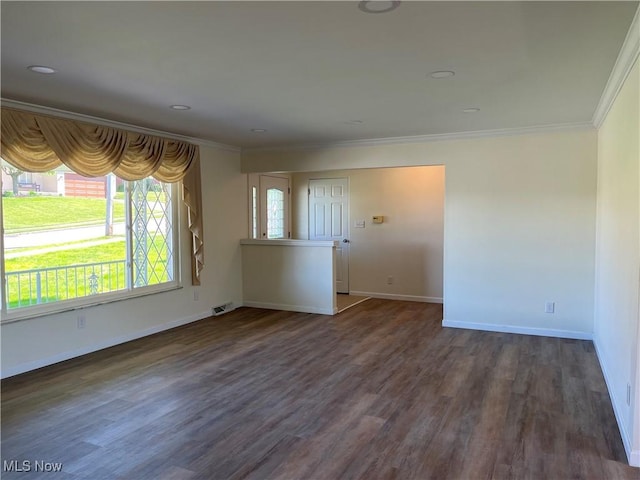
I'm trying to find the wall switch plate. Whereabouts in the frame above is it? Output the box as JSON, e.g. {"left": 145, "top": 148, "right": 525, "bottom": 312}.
{"left": 77, "top": 315, "right": 86, "bottom": 329}
{"left": 354, "top": 220, "right": 365, "bottom": 228}
{"left": 545, "top": 302, "right": 555, "bottom": 314}
{"left": 193, "top": 289, "right": 200, "bottom": 301}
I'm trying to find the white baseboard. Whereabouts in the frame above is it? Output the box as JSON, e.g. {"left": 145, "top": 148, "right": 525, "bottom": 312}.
{"left": 1, "top": 310, "right": 214, "bottom": 379}
{"left": 243, "top": 301, "right": 337, "bottom": 316}
{"left": 441, "top": 319, "right": 593, "bottom": 341}
{"left": 349, "top": 291, "right": 443, "bottom": 304}
{"left": 593, "top": 336, "right": 636, "bottom": 466}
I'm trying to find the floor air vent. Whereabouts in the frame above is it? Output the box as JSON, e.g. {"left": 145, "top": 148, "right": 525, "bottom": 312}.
{"left": 212, "top": 302, "right": 234, "bottom": 316}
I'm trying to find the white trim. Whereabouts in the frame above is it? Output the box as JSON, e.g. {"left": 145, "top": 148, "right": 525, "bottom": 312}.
{"left": 240, "top": 238, "right": 337, "bottom": 247}
{"left": 592, "top": 5, "right": 640, "bottom": 128}
{"left": 243, "top": 122, "right": 594, "bottom": 153}
{"left": 1, "top": 98, "right": 594, "bottom": 155}
{"left": 349, "top": 291, "right": 443, "bottom": 304}
{"left": 0, "top": 98, "right": 241, "bottom": 153}
{"left": 0, "top": 309, "right": 213, "bottom": 379}
{"left": 1, "top": 283, "right": 182, "bottom": 325}
{"left": 593, "top": 336, "right": 635, "bottom": 466}
{"left": 441, "top": 319, "right": 593, "bottom": 341}
{"left": 243, "top": 300, "right": 337, "bottom": 316}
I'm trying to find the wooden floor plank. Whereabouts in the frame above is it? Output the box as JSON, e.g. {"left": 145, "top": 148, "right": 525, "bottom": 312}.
{"left": 1, "top": 299, "right": 636, "bottom": 479}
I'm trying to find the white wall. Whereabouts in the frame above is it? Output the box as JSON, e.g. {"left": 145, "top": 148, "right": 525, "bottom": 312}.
{"left": 241, "top": 239, "right": 336, "bottom": 315}
{"left": 1, "top": 145, "right": 246, "bottom": 378}
{"left": 444, "top": 133, "right": 597, "bottom": 337}
{"left": 243, "top": 128, "right": 598, "bottom": 338}
{"left": 594, "top": 58, "right": 639, "bottom": 466}
{"left": 292, "top": 166, "right": 444, "bottom": 302}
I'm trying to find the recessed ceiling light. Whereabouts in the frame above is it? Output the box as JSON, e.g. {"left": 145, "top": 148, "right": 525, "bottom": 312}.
{"left": 170, "top": 105, "right": 191, "bottom": 110}
{"left": 463, "top": 108, "right": 481, "bottom": 113}
{"left": 358, "top": 1, "right": 400, "bottom": 14}
{"left": 345, "top": 120, "right": 364, "bottom": 125}
{"left": 430, "top": 71, "right": 455, "bottom": 79}
{"left": 27, "top": 65, "right": 56, "bottom": 74}
{"left": 251, "top": 128, "right": 267, "bottom": 133}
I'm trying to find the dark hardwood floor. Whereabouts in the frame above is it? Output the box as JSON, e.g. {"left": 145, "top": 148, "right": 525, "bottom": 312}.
{"left": 1, "top": 299, "right": 637, "bottom": 479}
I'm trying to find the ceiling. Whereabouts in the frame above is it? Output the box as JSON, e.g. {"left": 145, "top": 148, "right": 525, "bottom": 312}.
{"left": 1, "top": 1, "right": 637, "bottom": 149}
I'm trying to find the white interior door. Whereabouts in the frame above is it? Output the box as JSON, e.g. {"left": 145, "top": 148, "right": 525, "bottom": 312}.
{"left": 259, "top": 175, "right": 290, "bottom": 239}
{"left": 308, "top": 178, "right": 349, "bottom": 293}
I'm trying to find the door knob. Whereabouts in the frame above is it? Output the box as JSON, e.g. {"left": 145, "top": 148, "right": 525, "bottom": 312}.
{"left": 343, "top": 239, "right": 350, "bottom": 243}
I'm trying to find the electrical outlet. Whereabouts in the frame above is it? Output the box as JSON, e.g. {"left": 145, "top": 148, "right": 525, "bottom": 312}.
{"left": 77, "top": 315, "right": 86, "bottom": 329}
{"left": 387, "top": 276, "right": 394, "bottom": 285}
{"left": 545, "top": 302, "right": 555, "bottom": 314}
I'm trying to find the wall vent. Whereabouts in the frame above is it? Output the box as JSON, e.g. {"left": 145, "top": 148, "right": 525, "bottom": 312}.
{"left": 211, "top": 302, "right": 234, "bottom": 317}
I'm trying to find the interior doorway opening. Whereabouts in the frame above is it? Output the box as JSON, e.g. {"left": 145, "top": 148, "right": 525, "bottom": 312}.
{"left": 293, "top": 166, "right": 445, "bottom": 304}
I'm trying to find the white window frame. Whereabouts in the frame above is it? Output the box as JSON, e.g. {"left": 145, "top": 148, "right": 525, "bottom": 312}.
{"left": 0, "top": 180, "right": 182, "bottom": 324}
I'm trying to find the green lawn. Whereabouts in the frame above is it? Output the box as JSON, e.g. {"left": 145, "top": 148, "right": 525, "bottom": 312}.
{"left": 5, "top": 240, "right": 127, "bottom": 271}
{"left": 5, "top": 237, "right": 173, "bottom": 308}
{"left": 6, "top": 237, "right": 119, "bottom": 255}
{"left": 2, "top": 196, "right": 125, "bottom": 234}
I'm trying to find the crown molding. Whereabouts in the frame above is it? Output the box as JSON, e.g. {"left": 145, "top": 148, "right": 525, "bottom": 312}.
{"left": 2, "top": 98, "right": 595, "bottom": 157}
{"left": 0, "top": 98, "right": 241, "bottom": 153}
{"left": 242, "top": 121, "right": 594, "bottom": 154}
{"left": 592, "top": 4, "right": 640, "bottom": 128}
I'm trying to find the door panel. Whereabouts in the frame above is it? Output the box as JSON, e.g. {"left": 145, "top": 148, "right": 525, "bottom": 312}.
{"left": 314, "top": 204, "right": 326, "bottom": 237}
{"left": 309, "top": 178, "right": 349, "bottom": 293}
{"left": 260, "top": 175, "right": 289, "bottom": 239}
{"left": 331, "top": 203, "right": 343, "bottom": 236}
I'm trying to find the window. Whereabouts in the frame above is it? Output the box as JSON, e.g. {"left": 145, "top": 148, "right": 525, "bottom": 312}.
{"left": 1, "top": 173, "right": 180, "bottom": 321}
{"left": 251, "top": 186, "right": 258, "bottom": 239}
{"left": 266, "top": 188, "right": 285, "bottom": 239}
{"left": 130, "top": 179, "right": 176, "bottom": 288}
{"left": 18, "top": 172, "right": 32, "bottom": 183}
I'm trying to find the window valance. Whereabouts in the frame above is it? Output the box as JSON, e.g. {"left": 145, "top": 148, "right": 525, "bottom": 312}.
{"left": 0, "top": 107, "right": 204, "bottom": 285}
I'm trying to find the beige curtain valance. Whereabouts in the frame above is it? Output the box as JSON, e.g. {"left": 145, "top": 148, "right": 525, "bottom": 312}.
{"left": 1, "top": 107, "right": 204, "bottom": 285}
